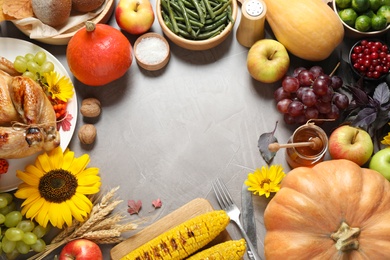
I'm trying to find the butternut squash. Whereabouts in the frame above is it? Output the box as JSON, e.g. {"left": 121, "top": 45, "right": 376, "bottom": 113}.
{"left": 262, "top": 0, "right": 344, "bottom": 61}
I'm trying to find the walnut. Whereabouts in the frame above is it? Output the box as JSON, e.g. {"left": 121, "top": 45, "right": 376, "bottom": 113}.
{"left": 80, "top": 98, "right": 101, "bottom": 118}
{"left": 78, "top": 124, "right": 97, "bottom": 144}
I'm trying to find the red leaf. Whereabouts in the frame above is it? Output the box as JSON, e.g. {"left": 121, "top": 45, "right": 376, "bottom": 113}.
{"left": 152, "top": 198, "right": 162, "bottom": 208}
{"left": 127, "top": 200, "right": 142, "bottom": 215}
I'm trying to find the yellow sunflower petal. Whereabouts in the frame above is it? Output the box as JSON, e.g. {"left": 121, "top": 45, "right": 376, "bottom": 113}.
{"left": 36, "top": 152, "right": 54, "bottom": 173}
{"left": 76, "top": 167, "right": 99, "bottom": 177}
{"left": 66, "top": 200, "right": 86, "bottom": 222}
{"left": 16, "top": 171, "right": 40, "bottom": 186}
{"left": 20, "top": 192, "right": 41, "bottom": 208}
{"left": 76, "top": 184, "right": 101, "bottom": 195}
{"left": 15, "top": 186, "right": 39, "bottom": 199}
{"left": 76, "top": 175, "right": 101, "bottom": 186}
{"left": 49, "top": 147, "right": 65, "bottom": 169}
{"left": 58, "top": 201, "right": 75, "bottom": 227}
{"left": 36, "top": 206, "right": 50, "bottom": 228}
{"left": 24, "top": 164, "right": 45, "bottom": 179}
{"left": 25, "top": 197, "right": 47, "bottom": 221}
{"left": 68, "top": 154, "right": 90, "bottom": 175}
{"left": 62, "top": 149, "right": 75, "bottom": 170}
{"left": 72, "top": 193, "right": 93, "bottom": 214}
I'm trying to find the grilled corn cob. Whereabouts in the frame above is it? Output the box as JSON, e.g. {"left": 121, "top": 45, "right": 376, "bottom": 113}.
{"left": 121, "top": 210, "right": 230, "bottom": 260}
{"left": 187, "top": 239, "right": 246, "bottom": 260}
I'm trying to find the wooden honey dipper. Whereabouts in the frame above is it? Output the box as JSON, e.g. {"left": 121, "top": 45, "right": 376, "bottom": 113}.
{"left": 268, "top": 137, "right": 323, "bottom": 153}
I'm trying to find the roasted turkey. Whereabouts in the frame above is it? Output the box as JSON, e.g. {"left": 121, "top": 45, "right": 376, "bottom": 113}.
{"left": 0, "top": 57, "right": 60, "bottom": 159}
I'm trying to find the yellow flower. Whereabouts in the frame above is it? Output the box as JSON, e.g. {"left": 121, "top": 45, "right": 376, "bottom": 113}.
{"left": 15, "top": 147, "right": 101, "bottom": 229}
{"left": 244, "top": 165, "right": 286, "bottom": 198}
{"left": 45, "top": 71, "right": 74, "bottom": 102}
{"left": 381, "top": 123, "right": 390, "bottom": 146}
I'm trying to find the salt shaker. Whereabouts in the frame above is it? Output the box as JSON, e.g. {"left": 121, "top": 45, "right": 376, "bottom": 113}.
{"left": 236, "top": 0, "right": 267, "bottom": 48}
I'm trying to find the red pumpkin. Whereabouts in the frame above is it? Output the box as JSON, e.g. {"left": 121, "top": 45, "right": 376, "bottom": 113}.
{"left": 264, "top": 159, "right": 390, "bottom": 259}
{"left": 67, "top": 22, "right": 132, "bottom": 86}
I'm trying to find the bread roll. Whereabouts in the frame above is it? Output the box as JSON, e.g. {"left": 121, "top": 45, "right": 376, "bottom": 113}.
{"left": 32, "top": 0, "right": 72, "bottom": 27}
{"left": 72, "top": 0, "right": 105, "bottom": 12}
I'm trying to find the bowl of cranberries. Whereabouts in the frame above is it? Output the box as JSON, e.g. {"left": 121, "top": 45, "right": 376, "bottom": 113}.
{"left": 349, "top": 39, "right": 390, "bottom": 81}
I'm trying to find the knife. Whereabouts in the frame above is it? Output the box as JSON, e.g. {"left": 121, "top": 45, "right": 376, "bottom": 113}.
{"left": 241, "top": 182, "right": 258, "bottom": 251}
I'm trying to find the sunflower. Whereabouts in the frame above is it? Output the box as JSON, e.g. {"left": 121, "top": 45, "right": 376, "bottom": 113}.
{"left": 244, "top": 165, "right": 286, "bottom": 198}
{"left": 14, "top": 147, "right": 101, "bottom": 229}
{"left": 381, "top": 123, "right": 390, "bottom": 146}
{"left": 44, "top": 71, "right": 74, "bottom": 102}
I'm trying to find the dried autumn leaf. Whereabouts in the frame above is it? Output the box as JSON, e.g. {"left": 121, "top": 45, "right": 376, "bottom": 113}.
{"left": 127, "top": 200, "right": 142, "bottom": 215}
{"left": 3, "top": 0, "right": 33, "bottom": 20}
{"left": 152, "top": 198, "right": 162, "bottom": 208}
{"left": 258, "top": 121, "right": 278, "bottom": 165}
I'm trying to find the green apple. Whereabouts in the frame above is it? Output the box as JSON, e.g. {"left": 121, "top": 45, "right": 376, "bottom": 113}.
{"left": 369, "top": 148, "right": 390, "bottom": 181}
{"left": 115, "top": 0, "right": 155, "bottom": 35}
{"left": 328, "top": 125, "right": 373, "bottom": 166}
{"left": 246, "top": 39, "right": 290, "bottom": 84}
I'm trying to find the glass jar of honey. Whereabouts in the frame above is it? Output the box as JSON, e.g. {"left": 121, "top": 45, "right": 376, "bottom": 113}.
{"left": 285, "top": 123, "right": 328, "bottom": 169}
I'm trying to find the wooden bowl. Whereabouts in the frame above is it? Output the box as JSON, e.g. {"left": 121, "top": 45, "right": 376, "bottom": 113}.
{"left": 134, "top": 32, "right": 170, "bottom": 71}
{"left": 156, "top": 0, "right": 238, "bottom": 51}
{"left": 332, "top": 0, "right": 390, "bottom": 38}
{"left": 12, "top": 0, "right": 115, "bottom": 45}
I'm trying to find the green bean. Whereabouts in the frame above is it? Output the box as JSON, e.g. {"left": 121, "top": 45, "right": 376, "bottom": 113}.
{"left": 197, "top": 24, "right": 225, "bottom": 39}
{"left": 190, "top": 0, "right": 205, "bottom": 24}
{"left": 178, "top": 28, "right": 195, "bottom": 39}
{"left": 213, "top": 0, "right": 231, "bottom": 16}
{"left": 204, "top": 11, "right": 226, "bottom": 24}
{"left": 202, "top": 0, "right": 215, "bottom": 19}
{"left": 226, "top": 5, "right": 234, "bottom": 24}
{"left": 170, "top": 0, "right": 200, "bottom": 19}
{"left": 162, "top": 10, "right": 174, "bottom": 31}
{"left": 212, "top": 2, "right": 223, "bottom": 11}
{"left": 177, "top": 0, "right": 192, "bottom": 33}
{"left": 182, "top": 0, "right": 194, "bottom": 8}
{"left": 175, "top": 16, "right": 204, "bottom": 28}
{"left": 200, "top": 14, "right": 227, "bottom": 32}
{"left": 165, "top": 0, "right": 180, "bottom": 33}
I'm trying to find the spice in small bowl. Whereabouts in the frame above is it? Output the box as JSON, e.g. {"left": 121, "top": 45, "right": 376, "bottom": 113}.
{"left": 134, "top": 32, "right": 170, "bottom": 71}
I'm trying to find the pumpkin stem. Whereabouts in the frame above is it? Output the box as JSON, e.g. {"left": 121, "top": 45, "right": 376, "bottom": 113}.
{"left": 331, "top": 222, "right": 360, "bottom": 252}
{"left": 85, "top": 21, "right": 96, "bottom": 32}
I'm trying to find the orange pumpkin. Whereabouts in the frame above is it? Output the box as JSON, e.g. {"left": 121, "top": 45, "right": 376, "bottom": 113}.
{"left": 264, "top": 159, "right": 390, "bottom": 259}
{"left": 67, "top": 21, "right": 132, "bottom": 86}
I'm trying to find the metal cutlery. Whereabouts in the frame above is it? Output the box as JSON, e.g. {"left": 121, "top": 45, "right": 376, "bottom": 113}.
{"left": 241, "top": 182, "right": 258, "bottom": 251}
{"left": 212, "top": 178, "right": 262, "bottom": 260}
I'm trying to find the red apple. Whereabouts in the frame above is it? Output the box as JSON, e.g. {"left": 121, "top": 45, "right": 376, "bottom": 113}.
{"left": 328, "top": 125, "right": 373, "bottom": 166}
{"left": 115, "top": 0, "right": 155, "bottom": 35}
{"left": 59, "top": 239, "right": 103, "bottom": 260}
{"left": 247, "top": 39, "right": 290, "bottom": 83}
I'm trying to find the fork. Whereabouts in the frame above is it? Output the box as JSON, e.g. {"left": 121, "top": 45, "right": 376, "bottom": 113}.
{"left": 212, "top": 178, "right": 262, "bottom": 260}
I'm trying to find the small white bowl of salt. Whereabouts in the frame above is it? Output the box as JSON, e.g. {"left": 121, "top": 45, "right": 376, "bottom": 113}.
{"left": 134, "top": 32, "right": 170, "bottom": 71}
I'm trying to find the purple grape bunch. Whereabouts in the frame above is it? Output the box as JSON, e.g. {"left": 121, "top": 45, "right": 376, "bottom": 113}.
{"left": 274, "top": 66, "right": 349, "bottom": 125}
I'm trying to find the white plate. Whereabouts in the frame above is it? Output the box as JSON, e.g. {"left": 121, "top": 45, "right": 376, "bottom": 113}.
{"left": 0, "top": 38, "right": 77, "bottom": 192}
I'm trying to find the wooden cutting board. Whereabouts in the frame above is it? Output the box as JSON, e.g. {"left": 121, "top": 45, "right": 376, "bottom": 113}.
{"left": 110, "top": 198, "right": 231, "bottom": 260}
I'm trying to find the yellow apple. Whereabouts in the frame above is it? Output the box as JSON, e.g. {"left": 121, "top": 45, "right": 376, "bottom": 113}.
{"left": 247, "top": 39, "right": 290, "bottom": 83}
{"left": 115, "top": 0, "right": 155, "bottom": 35}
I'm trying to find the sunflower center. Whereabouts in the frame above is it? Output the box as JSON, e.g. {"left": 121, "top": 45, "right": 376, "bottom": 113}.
{"left": 39, "top": 169, "right": 78, "bottom": 203}
{"left": 260, "top": 179, "right": 271, "bottom": 188}
{"left": 50, "top": 83, "right": 60, "bottom": 94}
